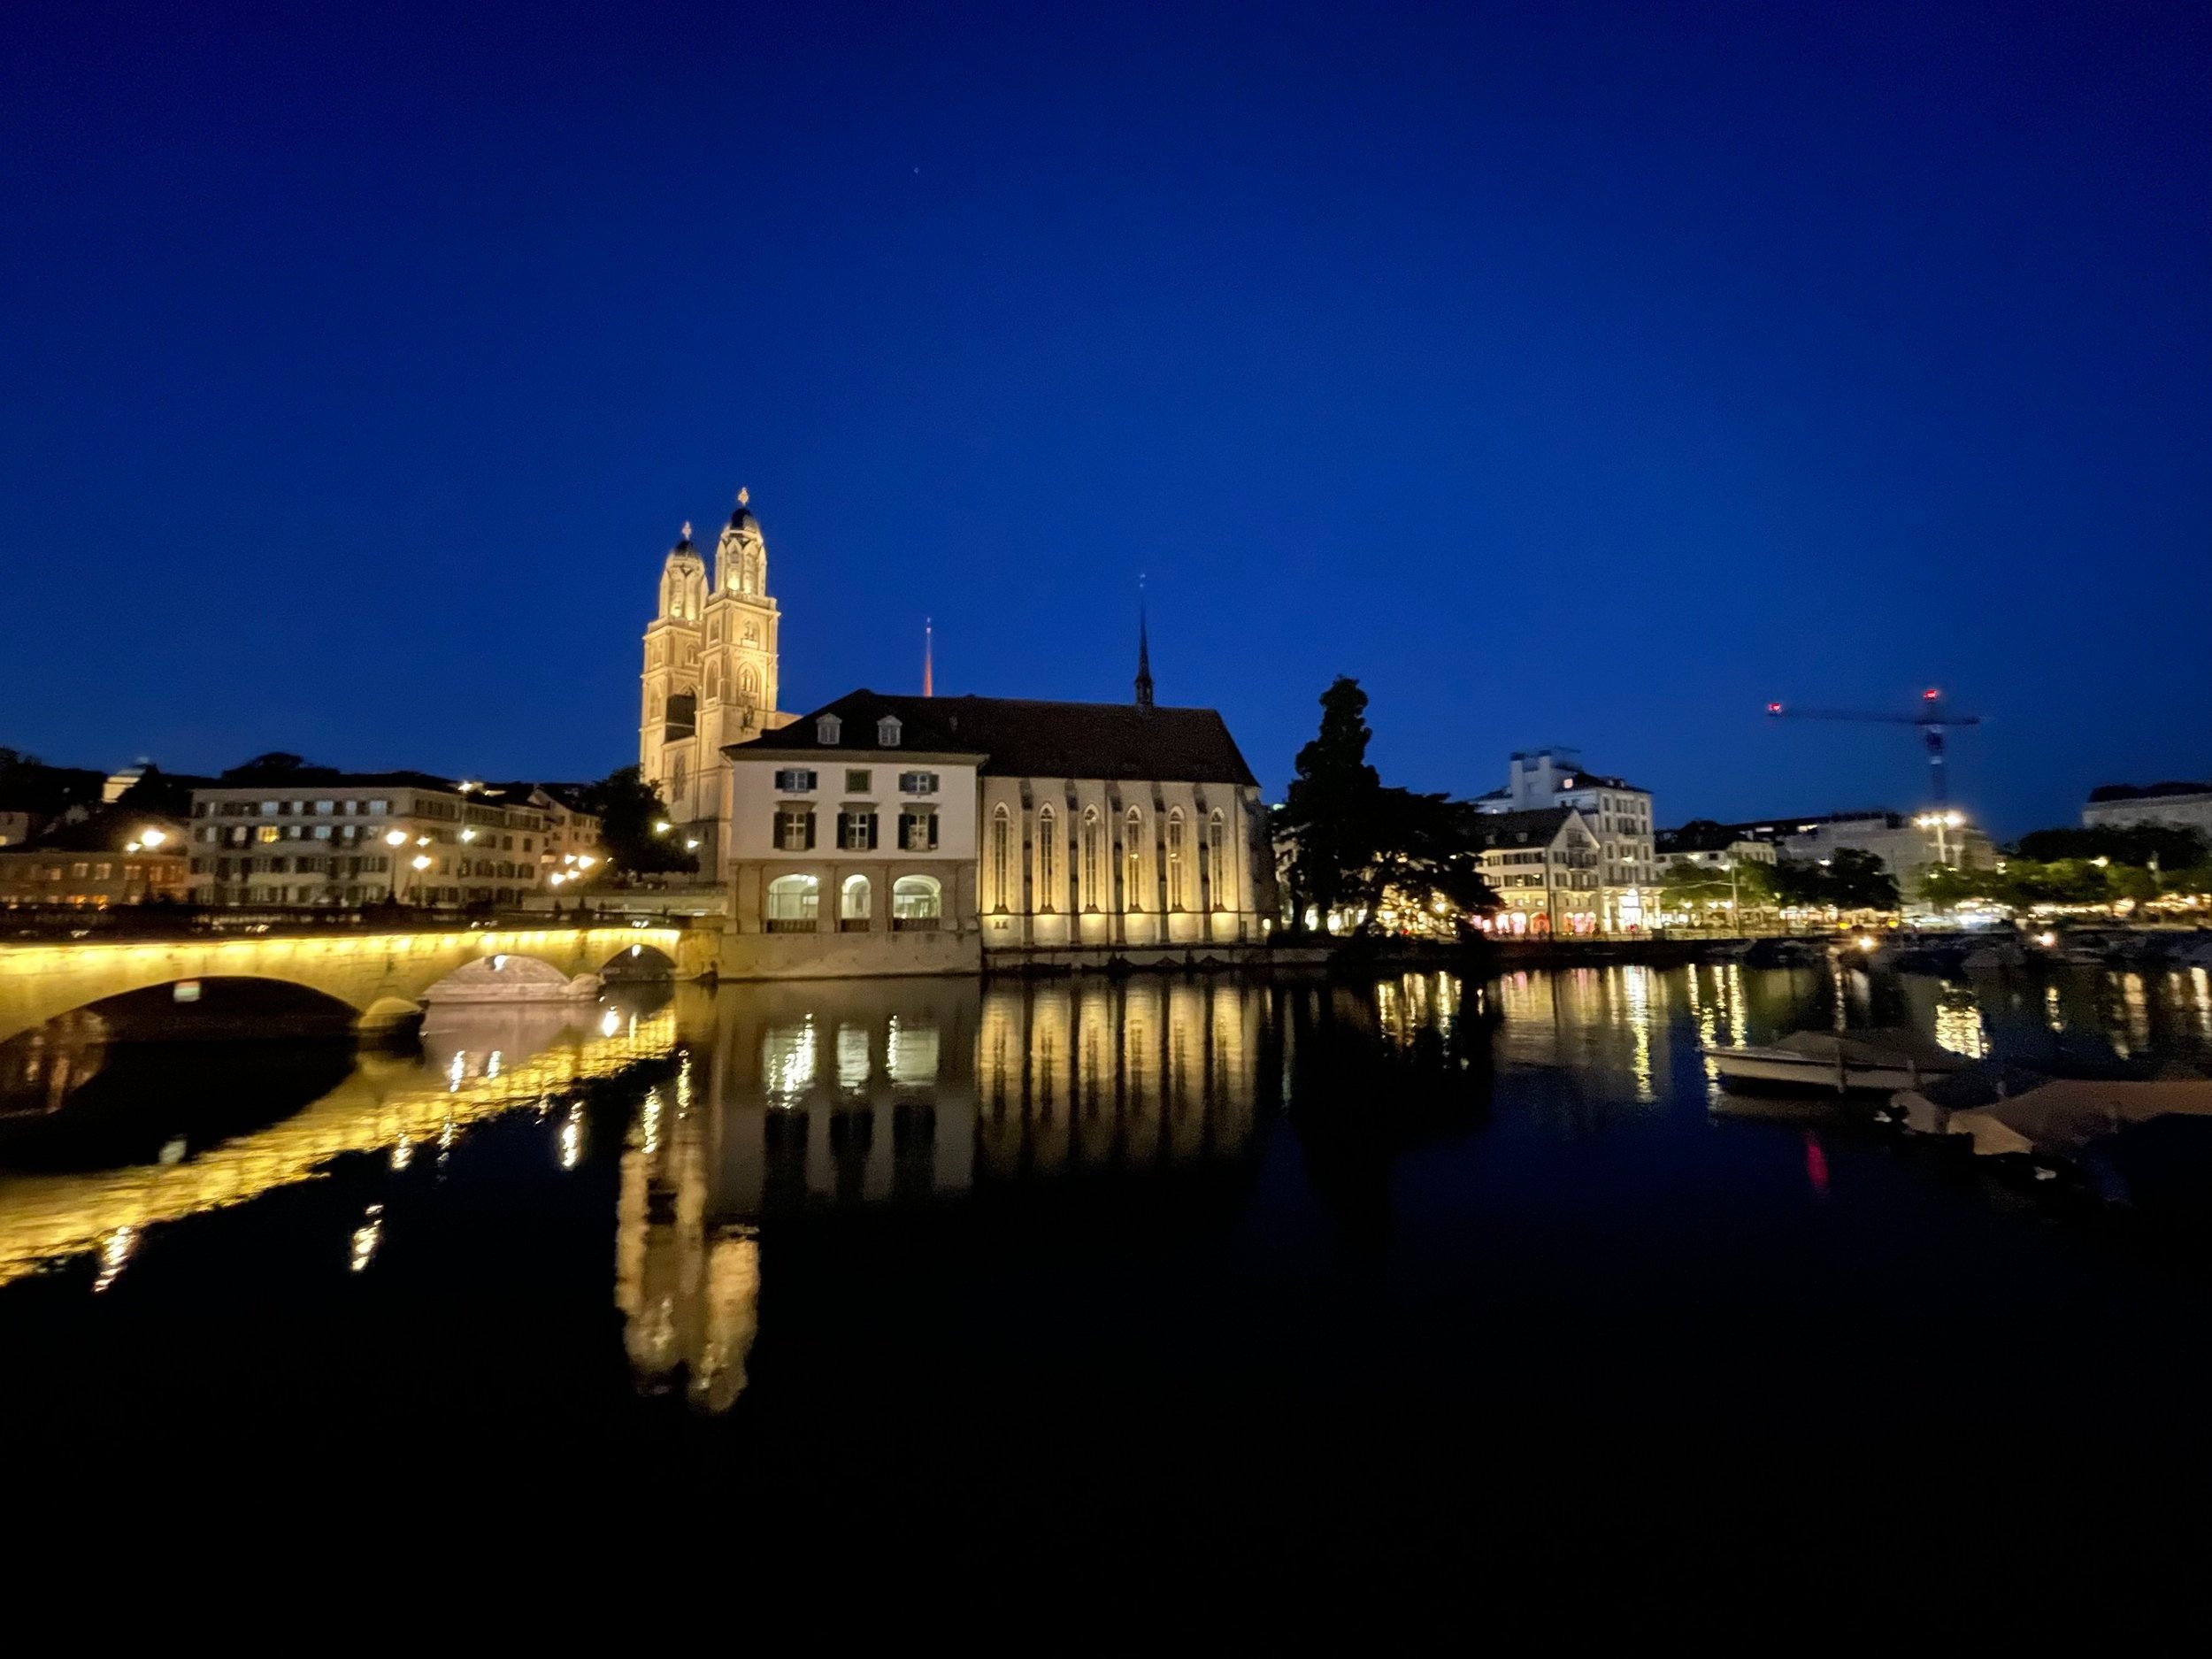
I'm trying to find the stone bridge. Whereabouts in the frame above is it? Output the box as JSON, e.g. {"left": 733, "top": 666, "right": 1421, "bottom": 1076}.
{"left": 0, "top": 923, "right": 720, "bottom": 1047}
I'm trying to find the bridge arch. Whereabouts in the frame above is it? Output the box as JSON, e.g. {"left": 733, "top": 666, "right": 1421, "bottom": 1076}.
{"left": 0, "top": 926, "right": 699, "bottom": 1048}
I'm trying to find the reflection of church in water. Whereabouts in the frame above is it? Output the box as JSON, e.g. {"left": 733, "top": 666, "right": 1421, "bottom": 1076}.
{"left": 613, "top": 976, "right": 1273, "bottom": 1409}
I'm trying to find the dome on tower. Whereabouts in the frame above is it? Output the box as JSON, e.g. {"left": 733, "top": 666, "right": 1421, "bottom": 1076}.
{"left": 664, "top": 523, "right": 703, "bottom": 568}
{"left": 726, "top": 487, "right": 759, "bottom": 534}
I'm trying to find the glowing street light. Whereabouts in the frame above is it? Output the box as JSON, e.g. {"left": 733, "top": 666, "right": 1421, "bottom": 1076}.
{"left": 139, "top": 827, "right": 166, "bottom": 848}
{"left": 384, "top": 828, "right": 410, "bottom": 902}
{"left": 653, "top": 820, "right": 671, "bottom": 835}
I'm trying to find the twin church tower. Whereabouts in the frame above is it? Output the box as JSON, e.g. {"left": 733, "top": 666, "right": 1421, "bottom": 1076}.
{"left": 638, "top": 489, "right": 788, "bottom": 870}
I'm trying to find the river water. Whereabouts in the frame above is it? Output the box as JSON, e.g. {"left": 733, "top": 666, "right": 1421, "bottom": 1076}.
{"left": 4, "top": 963, "right": 2211, "bottom": 1577}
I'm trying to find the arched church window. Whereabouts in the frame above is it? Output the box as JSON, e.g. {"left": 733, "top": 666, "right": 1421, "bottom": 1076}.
{"left": 1036, "top": 806, "right": 1056, "bottom": 913}
{"left": 705, "top": 663, "right": 721, "bottom": 703}
{"left": 738, "top": 665, "right": 760, "bottom": 707}
{"left": 1124, "top": 808, "right": 1144, "bottom": 910}
{"left": 1080, "top": 808, "right": 1102, "bottom": 910}
{"left": 743, "top": 622, "right": 759, "bottom": 646}
{"left": 990, "top": 804, "right": 1012, "bottom": 912}
{"left": 672, "top": 757, "right": 687, "bottom": 801}
{"left": 1208, "top": 810, "right": 1228, "bottom": 910}
{"left": 1166, "top": 810, "right": 1187, "bottom": 911}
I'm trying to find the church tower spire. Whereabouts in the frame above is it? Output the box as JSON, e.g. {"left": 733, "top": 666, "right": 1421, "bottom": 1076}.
{"left": 1134, "top": 603, "right": 1155, "bottom": 710}
{"left": 923, "top": 618, "right": 934, "bottom": 697}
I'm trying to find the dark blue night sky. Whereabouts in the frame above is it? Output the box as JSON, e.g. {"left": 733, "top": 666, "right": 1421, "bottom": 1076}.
{"left": 4, "top": 2, "right": 2206, "bottom": 833}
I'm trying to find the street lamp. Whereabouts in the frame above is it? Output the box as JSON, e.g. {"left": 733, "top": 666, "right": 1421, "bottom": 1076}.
{"left": 384, "top": 828, "right": 409, "bottom": 902}
{"left": 139, "top": 827, "right": 166, "bottom": 848}
{"left": 1914, "top": 810, "right": 1964, "bottom": 868}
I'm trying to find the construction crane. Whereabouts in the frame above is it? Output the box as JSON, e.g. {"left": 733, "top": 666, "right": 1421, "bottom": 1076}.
{"left": 1764, "top": 687, "right": 1984, "bottom": 805}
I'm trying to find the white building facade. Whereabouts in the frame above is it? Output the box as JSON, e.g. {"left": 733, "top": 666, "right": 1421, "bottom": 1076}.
{"left": 1471, "top": 807, "right": 1602, "bottom": 937}
{"left": 1473, "top": 748, "right": 1656, "bottom": 932}
{"left": 2082, "top": 781, "right": 2212, "bottom": 841}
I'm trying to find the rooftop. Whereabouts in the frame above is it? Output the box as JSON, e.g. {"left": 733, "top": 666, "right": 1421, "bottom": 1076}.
{"left": 730, "top": 689, "right": 1258, "bottom": 787}
{"left": 2088, "top": 780, "right": 2212, "bottom": 803}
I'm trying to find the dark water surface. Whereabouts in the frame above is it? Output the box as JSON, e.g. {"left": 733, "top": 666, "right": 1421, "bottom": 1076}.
{"left": 5, "top": 963, "right": 2212, "bottom": 1584}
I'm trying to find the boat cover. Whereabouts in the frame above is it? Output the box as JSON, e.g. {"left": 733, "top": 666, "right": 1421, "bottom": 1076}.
{"left": 1934, "top": 1079, "right": 2212, "bottom": 1157}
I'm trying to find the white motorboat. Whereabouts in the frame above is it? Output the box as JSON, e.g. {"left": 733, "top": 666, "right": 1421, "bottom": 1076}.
{"left": 1703, "top": 1028, "right": 1967, "bottom": 1096}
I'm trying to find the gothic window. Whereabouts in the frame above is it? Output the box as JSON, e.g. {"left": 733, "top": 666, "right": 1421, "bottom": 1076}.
{"left": 1123, "top": 808, "right": 1143, "bottom": 910}
{"left": 738, "top": 665, "right": 760, "bottom": 707}
{"left": 649, "top": 690, "right": 664, "bottom": 722}
{"left": 1166, "top": 810, "right": 1187, "bottom": 911}
{"left": 664, "top": 691, "right": 696, "bottom": 740}
{"left": 1080, "top": 807, "right": 1102, "bottom": 910}
{"left": 990, "top": 804, "right": 1013, "bottom": 912}
{"left": 672, "top": 757, "right": 686, "bottom": 801}
{"left": 1036, "top": 806, "right": 1056, "bottom": 913}
{"left": 743, "top": 622, "right": 759, "bottom": 646}
{"left": 706, "top": 662, "right": 721, "bottom": 702}
{"left": 1208, "top": 810, "right": 1228, "bottom": 909}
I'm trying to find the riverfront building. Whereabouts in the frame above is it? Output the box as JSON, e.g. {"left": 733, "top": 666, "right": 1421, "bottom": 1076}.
{"left": 1469, "top": 807, "right": 1602, "bottom": 937}
{"left": 1473, "top": 748, "right": 1656, "bottom": 932}
{"left": 0, "top": 806, "right": 191, "bottom": 909}
{"left": 2082, "top": 780, "right": 2212, "bottom": 841}
{"left": 186, "top": 772, "right": 564, "bottom": 907}
{"left": 719, "top": 680, "right": 1272, "bottom": 976}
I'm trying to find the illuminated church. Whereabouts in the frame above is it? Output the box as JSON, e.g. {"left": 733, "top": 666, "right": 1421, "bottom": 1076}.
{"left": 637, "top": 489, "right": 792, "bottom": 872}
{"left": 641, "top": 489, "right": 1276, "bottom": 974}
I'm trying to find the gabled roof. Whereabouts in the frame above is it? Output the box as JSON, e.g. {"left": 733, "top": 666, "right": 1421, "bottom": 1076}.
{"left": 2, "top": 804, "right": 189, "bottom": 856}
{"left": 1468, "top": 807, "right": 1582, "bottom": 849}
{"left": 195, "top": 768, "right": 468, "bottom": 794}
{"left": 729, "top": 689, "right": 1258, "bottom": 787}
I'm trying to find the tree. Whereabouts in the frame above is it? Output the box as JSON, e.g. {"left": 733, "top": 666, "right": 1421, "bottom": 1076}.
{"left": 1371, "top": 790, "right": 1499, "bottom": 930}
{"left": 1826, "top": 848, "right": 1900, "bottom": 912}
{"left": 1278, "top": 677, "right": 1383, "bottom": 928}
{"left": 220, "top": 751, "right": 319, "bottom": 781}
{"left": 582, "top": 764, "right": 697, "bottom": 876}
{"left": 2014, "top": 823, "right": 2207, "bottom": 870}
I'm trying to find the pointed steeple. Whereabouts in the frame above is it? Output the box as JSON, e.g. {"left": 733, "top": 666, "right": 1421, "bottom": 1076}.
{"left": 923, "top": 618, "right": 934, "bottom": 698}
{"left": 1134, "top": 603, "right": 1155, "bottom": 710}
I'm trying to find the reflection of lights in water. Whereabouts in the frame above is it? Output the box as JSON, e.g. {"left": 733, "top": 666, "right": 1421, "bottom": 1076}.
{"left": 349, "top": 1204, "right": 383, "bottom": 1273}
{"left": 763, "top": 1018, "right": 818, "bottom": 1106}
{"left": 1933, "top": 987, "right": 1987, "bottom": 1058}
{"left": 675, "top": 1050, "right": 692, "bottom": 1115}
{"left": 448, "top": 1049, "right": 466, "bottom": 1092}
{"left": 485, "top": 1050, "right": 501, "bottom": 1080}
{"left": 439, "top": 1113, "right": 458, "bottom": 1153}
{"left": 601, "top": 1008, "right": 621, "bottom": 1039}
{"left": 2123, "top": 972, "right": 2151, "bottom": 1049}
{"left": 2193, "top": 969, "right": 2212, "bottom": 1041}
{"left": 92, "top": 1225, "right": 136, "bottom": 1294}
{"left": 1725, "top": 964, "right": 1749, "bottom": 1047}
{"left": 1687, "top": 967, "right": 1722, "bottom": 1095}
{"left": 389, "top": 1133, "right": 414, "bottom": 1171}
{"left": 1623, "top": 965, "right": 1655, "bottom": 1102}
{"left": 2046, "top": 984, "right": 2065, "bottom": 1033}
{"left": 641, "top": 1087, "right": 664, "bottom": 1158}
{"left": 560, "top": 1102, "right": 586, "bottom": 1170}
{"left": 836, "top": 1024, "right": 871, "bottom": 1092}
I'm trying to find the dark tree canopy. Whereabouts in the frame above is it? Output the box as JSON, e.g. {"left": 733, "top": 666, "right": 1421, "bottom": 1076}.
{"left": 220, "top": 751, "right": 319, "bottom": 781}
{"left": 2013, "top": 823, "right": 2207, "bottom": 870}
{"left": 1276, "top": 677, "right": 1496, "bottom": 932}
{"left": 582, "top": 764, "right": 698, "bottom": 876}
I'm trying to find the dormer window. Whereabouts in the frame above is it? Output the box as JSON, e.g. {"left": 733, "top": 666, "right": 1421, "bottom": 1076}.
{"left": 817, "top": 714, "right": 842, "bottom": 745}
{"left": 878, "top": 716, "right": 902, "bottom": 747}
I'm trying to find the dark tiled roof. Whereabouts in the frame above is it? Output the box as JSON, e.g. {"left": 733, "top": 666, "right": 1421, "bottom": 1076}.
{"left": 1468, "top": 807, "right": 1578, "bottom": 848}
{"left": 2089, "top": 780, "right": 2212, "bottom": 803}
{"left": 196, "top": 768, "right": 466, "bottom": 794}
{"left": 729, "top": 690, "right": 1258, "bottom": 787}
{"left": 480, "top": 780, "right": 598, "bottom": 815}
{"left": 4, "top": 805, "right": 189, "bottom": 855}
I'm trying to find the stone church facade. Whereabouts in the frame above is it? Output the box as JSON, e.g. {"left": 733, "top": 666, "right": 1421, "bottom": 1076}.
{"left": 640, "top": 491, "right": 1275, "bottom": 976}
{"left": 637, "top": 490, "right": 790, "bottom": 875}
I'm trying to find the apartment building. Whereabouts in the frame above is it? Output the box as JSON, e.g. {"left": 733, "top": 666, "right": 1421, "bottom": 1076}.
{"left": 187, "top": 770, "right": 557, "bottom": 908}
{"left": 1472, "top": 748, "right": 1657, "bottom": 931}
{"left": 1470, "top": 807, "right": 1602, "bottom": 937}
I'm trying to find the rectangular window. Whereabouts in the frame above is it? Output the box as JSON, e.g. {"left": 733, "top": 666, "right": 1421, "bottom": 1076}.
{"left": 899, "top": 809, "right": 939, "bottom": 851}
{"left": 844, "top": 769, "right": 872, "bottom": 795}
{"left": 774, "top": 806, "right": 815, "bottom": 851}
{"left": 897, "top": 771, "right": 939, "bottom": 795}
{"left": 773, "top": 768, "right": 818, "bottom": 794}
{"left": 838, "top": 809, "right": 879, "bottom": 851}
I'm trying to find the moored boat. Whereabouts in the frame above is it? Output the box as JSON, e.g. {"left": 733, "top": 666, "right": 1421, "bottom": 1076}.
{"left": 1702, "top": 1027, "right": 1967, "bottom": 1096}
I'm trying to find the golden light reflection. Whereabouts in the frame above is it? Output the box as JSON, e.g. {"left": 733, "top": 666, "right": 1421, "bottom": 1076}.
{"left": 0, "top": 997, "right": 682, "bottom": 1289}
{"left": 1933, "top": 984, "right": 1987, "bottom": 1059}
{"left": 349, "top": 1203, "right": 383, "bottom": 1272}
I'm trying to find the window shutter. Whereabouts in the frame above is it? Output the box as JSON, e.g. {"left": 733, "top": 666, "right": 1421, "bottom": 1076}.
{"left": 804, "top": 810, "right": 817, "bottom": 850}
{"left": 866, "top": 812, "right": 880, "bottom": 850}
{"left": 928, "top": 812, "right": 940, "bottom": 850}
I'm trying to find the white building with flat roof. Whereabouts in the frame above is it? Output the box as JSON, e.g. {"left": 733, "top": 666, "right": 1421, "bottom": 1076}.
{"left": 1473, "top": 748, "right": 1655, "bottom": 932}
